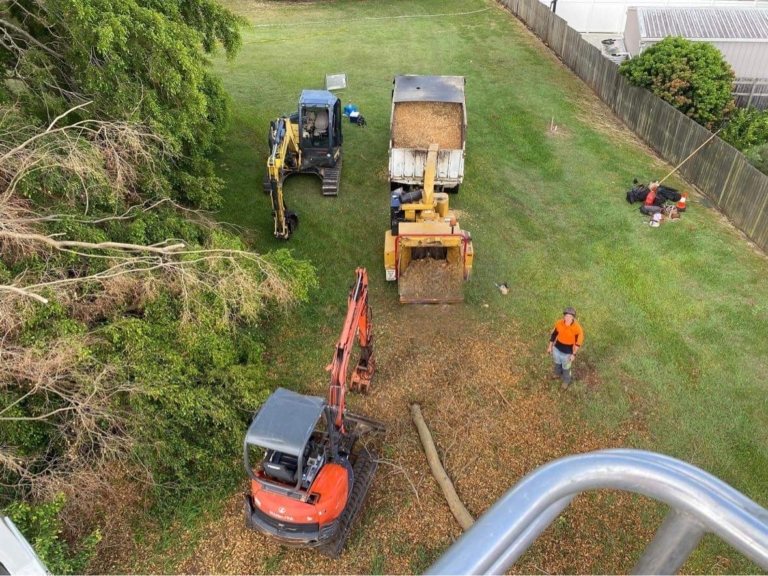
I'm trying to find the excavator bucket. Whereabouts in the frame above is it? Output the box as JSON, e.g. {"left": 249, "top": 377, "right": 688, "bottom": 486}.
{"left": 350, "top": 356, "right": 375, "bottom": 393}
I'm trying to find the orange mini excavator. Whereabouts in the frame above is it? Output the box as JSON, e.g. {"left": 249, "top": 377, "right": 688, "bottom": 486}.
{"left": 243, "top": 268, "right": 385, "bottom": 558}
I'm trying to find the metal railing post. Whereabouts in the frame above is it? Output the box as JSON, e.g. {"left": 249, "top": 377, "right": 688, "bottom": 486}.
{"left": 631, "top": 509, "right": 706, "bottom": 575}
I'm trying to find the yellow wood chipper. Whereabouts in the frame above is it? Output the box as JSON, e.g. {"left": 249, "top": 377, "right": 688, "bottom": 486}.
{"left": 384, "top": 143, "right": 473, "bottom": 303}
{"left": 384, "top": 75, "right": 473, "bottom": 303}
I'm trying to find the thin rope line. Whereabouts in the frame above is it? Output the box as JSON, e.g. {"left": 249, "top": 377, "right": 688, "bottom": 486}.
{"left": 250, "top": 6, "right": 492, "bottom": 28}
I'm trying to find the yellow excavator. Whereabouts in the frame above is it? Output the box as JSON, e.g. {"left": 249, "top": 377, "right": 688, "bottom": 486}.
{"left": 264, "top": 90, "right": 343, "bottom": 239}
{"left": 384, "top": 143, "right": 474, "bottom": 303}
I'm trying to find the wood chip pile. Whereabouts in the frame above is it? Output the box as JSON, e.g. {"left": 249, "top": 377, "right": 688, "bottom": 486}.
{"left": 398, "top": 257, "right": 463, "bottom": 302}
{"left": 392, "top": 102, "right": 463, "bottom": 149}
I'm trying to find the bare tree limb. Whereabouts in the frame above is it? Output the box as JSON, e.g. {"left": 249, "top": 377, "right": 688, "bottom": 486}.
{"left": 0, "top": 230, "right": 186, "bottom": 254}
{"left": 0, "top": 16, "right": 63, "bottom": 59}
{"left": 0, "top": 284, "right": 48, "bottom": 303}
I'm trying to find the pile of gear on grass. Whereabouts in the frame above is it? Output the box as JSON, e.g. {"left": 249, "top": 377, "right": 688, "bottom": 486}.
{"left": 626, "top": 178, "right": 688, "bottom": 227}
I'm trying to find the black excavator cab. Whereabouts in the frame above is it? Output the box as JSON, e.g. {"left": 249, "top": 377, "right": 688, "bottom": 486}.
{"left": 298, "top": 91, "right": 343, "bottom": 169}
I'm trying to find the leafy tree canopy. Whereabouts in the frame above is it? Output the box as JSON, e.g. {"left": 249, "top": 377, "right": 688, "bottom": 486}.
{"left": 0, "top": 0, "right": 321, "bottom": 548}
{"left": 0, "top": 0, "right": 244, "bottom": 207}
{"left": 620, "top": 37, "right": 734, "bottom": 129}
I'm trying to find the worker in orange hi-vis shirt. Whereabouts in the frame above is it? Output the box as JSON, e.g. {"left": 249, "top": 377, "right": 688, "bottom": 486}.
{"left": 546, "top": 307, "right": 584, "bottom": 391}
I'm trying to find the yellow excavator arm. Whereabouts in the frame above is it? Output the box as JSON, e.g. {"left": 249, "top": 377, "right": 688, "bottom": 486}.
{"left": 267, "top": 118, "right": 301, "bottom": 239}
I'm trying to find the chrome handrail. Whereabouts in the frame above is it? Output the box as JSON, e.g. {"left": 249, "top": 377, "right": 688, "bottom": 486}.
{"left": 427, "top": 449, "right": 768, "bottom": 575}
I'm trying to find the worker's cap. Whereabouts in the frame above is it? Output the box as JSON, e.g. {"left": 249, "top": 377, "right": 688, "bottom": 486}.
{"left": 563, "top": 307, "right": 577, "bottom": 318}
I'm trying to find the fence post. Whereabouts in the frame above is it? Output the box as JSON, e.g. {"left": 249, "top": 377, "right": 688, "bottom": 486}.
{"left": 748, "top": 80, "right": 757, "bottom": 108}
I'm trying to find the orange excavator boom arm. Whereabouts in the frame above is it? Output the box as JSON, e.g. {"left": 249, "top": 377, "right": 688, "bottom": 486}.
{"left": 327, "top": 268, "right": 375, "bottom": 431}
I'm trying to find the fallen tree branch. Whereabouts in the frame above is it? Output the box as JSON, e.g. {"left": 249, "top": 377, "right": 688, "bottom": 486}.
{"left": 0, "top": 17, "right": 64, "bottom": 60}
{"left": 0, "top": 283, "right": 48, "bottom": 303}
{"left": 410, "top": 403, "right": 474, "bottom": 530}
{"left": 372, "top": 457, "right": 422, "bottom": 506}
{"left": 0, "top": 230, "right": 185, "bottom": 254}
{"left": 494, "top": 385, "right": 514, "bottom": 409}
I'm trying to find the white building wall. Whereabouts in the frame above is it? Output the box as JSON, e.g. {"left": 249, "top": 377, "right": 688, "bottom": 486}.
{"left": 547, "top": 0, "right": 768, "bottom": 33}
{"left": 703, "top": 42, "right": 768, "bottom": 79}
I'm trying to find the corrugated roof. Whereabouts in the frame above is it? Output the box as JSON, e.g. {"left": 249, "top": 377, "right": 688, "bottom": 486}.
{"left": 637, "top": 7, "right": 768, "bottom": 41}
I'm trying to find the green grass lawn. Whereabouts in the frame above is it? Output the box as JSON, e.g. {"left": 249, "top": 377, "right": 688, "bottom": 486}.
{"left": 191, "top": 0, "right": 768, "bottom": 571}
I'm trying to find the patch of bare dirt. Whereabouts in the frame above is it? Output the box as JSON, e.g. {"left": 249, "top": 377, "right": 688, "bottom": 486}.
{"left": 392, "top": 102, "right": 463, "bottom": 149}
{"left": 97, "top": 305, "right": 652, "bottom": 575}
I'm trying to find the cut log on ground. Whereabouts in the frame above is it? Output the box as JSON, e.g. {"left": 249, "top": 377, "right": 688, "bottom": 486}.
{"left": 410, "top": 403, "right": 474, "bottom": 531}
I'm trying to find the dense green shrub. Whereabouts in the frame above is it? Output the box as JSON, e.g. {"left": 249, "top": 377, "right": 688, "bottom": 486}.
{"left": 5, "top": 495, "right": 100, "bottom": 575}
{"left": 744, "top": 143, "right": 768, "bottom": 174}
{"left": 0, "top": 2, "right": 317, "bottom": 557}
{"left": 718, "top": 106, "right": 768, "bottom": 174}
{"left": 1, "top": 217, "right": 316, "bottom": 500}
{"left": 720, "top": 104, "right": 768, "bottom": 147}
{"left": 620, "top": 37, "right": 735, "bottom": 128}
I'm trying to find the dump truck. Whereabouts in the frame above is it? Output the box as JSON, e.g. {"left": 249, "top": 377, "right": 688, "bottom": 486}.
{"left": 388, "top": 75, "right": 466, "bottom": 194}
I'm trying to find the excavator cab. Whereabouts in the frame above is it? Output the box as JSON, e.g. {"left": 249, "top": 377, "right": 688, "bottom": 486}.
{"left": 298, "top": 91, "right": 343, "bottom": 168}
{"left": 244, "top": 389, "right": 330, "bottom": 494}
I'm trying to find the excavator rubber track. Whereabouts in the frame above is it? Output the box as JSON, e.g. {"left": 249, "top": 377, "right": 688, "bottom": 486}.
{"left": 321, "top": 159, "right": 342, "bottom": 196}
{"left": 317, "top": 449, "right": 378, "bottom": 559}
{"left": 262, "top": 172, "right": 271, "bottom": 194}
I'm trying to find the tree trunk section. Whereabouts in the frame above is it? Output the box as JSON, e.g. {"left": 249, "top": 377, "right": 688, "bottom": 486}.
{"left": 410, "top": 403, "right": 474, "bottom": 531}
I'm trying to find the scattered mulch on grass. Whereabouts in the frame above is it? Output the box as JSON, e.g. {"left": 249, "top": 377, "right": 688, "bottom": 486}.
{"left": 392, "top": 102, "right": 463, "bottom": 149}
{"left": 110, "top": 305, "right": 654, "bottom": 576}
{"left": 448, "top": 208, "right": 471, "bottom": 224}
{"left": 398, "top": 257, "right": 463, "bottom": 302}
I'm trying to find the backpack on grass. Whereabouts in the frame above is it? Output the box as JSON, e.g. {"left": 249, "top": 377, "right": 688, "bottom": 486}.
{"left": 626, "top": 185, "right": 649, "bottom": 204}
{"left": 640, "top": 204, "right": 662, "bottom": 215}
{"left": 657, "top": 186, "right": 681, "bottom": 203}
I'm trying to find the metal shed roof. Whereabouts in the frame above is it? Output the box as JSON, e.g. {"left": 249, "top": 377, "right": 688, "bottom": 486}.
{"left": 637, "top": 7, "right": 768, "bottom": 41}
{"left": 245, "top": 388, "right": 325, "bottom": 457}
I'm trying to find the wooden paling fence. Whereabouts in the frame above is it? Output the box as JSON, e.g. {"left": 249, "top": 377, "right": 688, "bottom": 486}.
{"left": 498, "top": 0, "right": 768, "bottom": 253}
